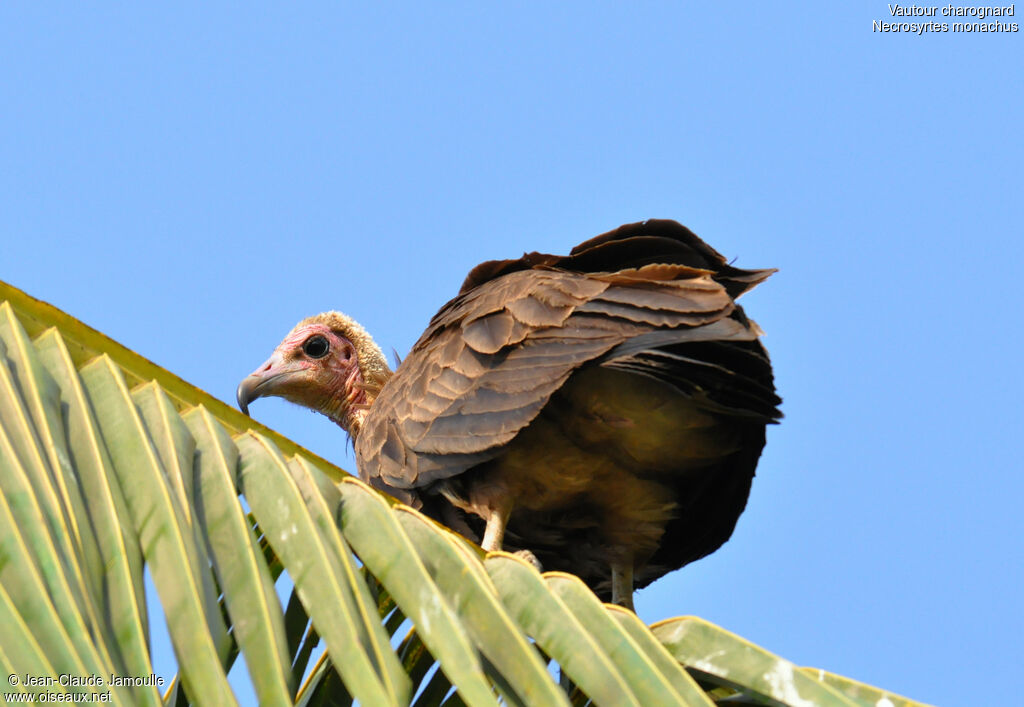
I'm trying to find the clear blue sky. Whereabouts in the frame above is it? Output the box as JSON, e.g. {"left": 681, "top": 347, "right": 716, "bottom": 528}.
{"left": 3, "top": 4, "right": 1021, "bottom": 705}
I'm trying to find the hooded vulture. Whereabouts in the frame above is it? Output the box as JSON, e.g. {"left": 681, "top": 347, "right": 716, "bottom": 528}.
{"left": 237, "top": 219, "right": 781, "bottom": 609}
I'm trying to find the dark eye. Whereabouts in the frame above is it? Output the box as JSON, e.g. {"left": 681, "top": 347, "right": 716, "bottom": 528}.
{"left": 303, "top": 335, "right": 330, "bottom": 359}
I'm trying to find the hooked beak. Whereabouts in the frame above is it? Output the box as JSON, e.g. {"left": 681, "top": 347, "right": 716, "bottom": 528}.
{"left": 236, "top": 355, "right": 297, "bottom": 416}
{"left": 236, "top": 376, "right": 259, "bottom": 416}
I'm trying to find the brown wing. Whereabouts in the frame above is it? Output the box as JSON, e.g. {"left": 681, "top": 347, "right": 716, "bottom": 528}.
{"left": 355, "top": 220, "right": 774, "bottom": 503}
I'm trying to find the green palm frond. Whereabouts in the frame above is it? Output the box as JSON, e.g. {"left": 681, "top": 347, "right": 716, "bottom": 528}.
{"left": 0, "top": 280, "right": 930, "bottom": 707}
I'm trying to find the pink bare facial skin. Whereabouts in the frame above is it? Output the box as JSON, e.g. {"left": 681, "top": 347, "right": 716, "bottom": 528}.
{"left": 237, "top": 323, "right": 366, "bottom": 433}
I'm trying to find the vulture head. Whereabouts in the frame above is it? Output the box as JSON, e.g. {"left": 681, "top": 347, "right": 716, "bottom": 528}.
{"left": 236, "top": 311, "right": 392, "bottom": 437}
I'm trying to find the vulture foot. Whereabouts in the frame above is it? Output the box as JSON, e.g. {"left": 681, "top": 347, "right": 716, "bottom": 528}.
{"left": 513, "top": 549, "right": 543, "bottom": 572}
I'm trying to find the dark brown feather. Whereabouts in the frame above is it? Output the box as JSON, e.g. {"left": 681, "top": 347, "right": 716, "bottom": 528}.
{"left": 355, "top": 219, "right": 781, "bottom": 599}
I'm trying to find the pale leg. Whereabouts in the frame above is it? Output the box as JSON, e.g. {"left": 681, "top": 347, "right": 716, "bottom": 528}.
{"left": 481, "top": 503, "right": 512, "bottom": 552}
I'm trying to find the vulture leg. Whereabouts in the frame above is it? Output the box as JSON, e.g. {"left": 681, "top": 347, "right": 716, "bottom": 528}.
{"left": 480, "top": 501, "right": 513, "bottom": 552}
{"left": 611, "top": 559, "right": 635, "bottom": 611}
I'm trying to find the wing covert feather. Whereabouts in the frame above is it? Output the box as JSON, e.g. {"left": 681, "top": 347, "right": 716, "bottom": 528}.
{"left": 356, "top": 220, "right": 774, "bottom": 495}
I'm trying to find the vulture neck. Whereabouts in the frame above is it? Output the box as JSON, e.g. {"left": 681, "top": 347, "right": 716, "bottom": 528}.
{"left": 332, "top": 343, "right": 392, "bottom": 442}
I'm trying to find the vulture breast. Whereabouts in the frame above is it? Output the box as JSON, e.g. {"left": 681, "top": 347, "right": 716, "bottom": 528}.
{"left": 355, "top": 219, "right": 781, "bottom": 598}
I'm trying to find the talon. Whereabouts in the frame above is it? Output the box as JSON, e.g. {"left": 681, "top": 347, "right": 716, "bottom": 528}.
{"left": 514, "top": 549, "right": 543, "bottom": 572}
